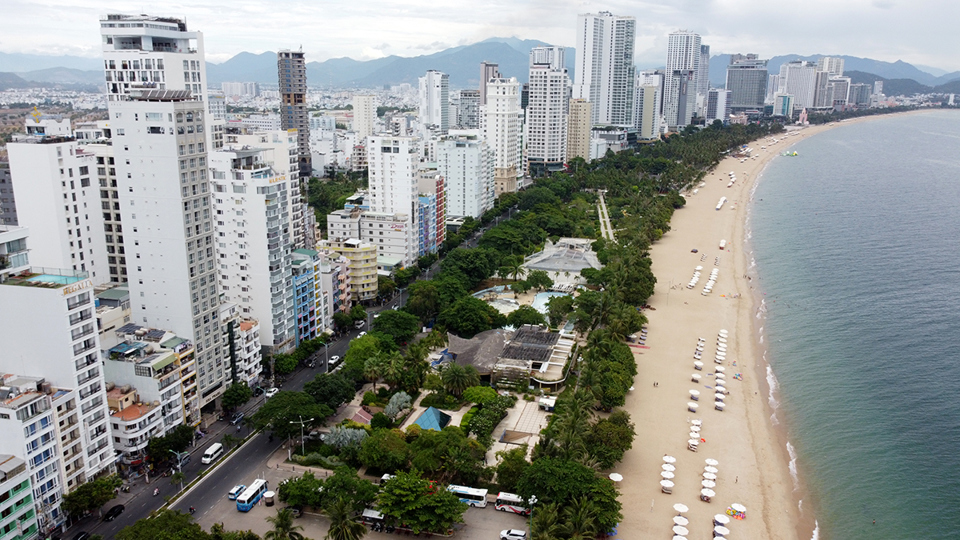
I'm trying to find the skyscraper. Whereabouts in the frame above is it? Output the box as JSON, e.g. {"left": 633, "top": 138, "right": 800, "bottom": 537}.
{"left": 725, "top": 54, "right": 768, "bottom": 113}
{"left": 697, "top": 44, "right": 711, "bottom": 115}
{"left": 278, "top": 50, "right": 311, "bottom": 178}
{"left": 778, "top": 61, "right": 818, "bottom": 110}
{"left": 419, "top": 70, "right": 449, "bottom": 134}
{"left": 352, "top": 94, "right": 377, "bottom": 141}
{"left": 457, "top": 90, "right": 481, "bottom": 129}
{"left": 566, "top": 99, "right": 591, "bottom": 162}
{"left": 706, "top": 89, "right": 731, "bottom": 123}
{"left": 479, "top": 62, "right": 501, "bottom": 106}
{"left": 436, "top": 134, "right": 494, "bottom": 219}
{"left": 482, "top": 77, "right": 523, "bottom": 195}
{"left": 664, "top": 31, "right": 702, "bottom": 129}
{"left": 526, "top": 47, "right": 570, "bottom": 177}
{"left": 367, "top": 136, "right": 420, "bottom": 266}
{"left": 574, "top": 11, "right": 636, "bottom": 126}
{"left": 633, "top": 76, "right": 661, "bottom": 140}
{"left": 817, "top": 56, "right": 845, "bottom": 77}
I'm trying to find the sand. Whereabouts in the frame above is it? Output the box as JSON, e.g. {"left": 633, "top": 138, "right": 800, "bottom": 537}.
{"left": 613, "top": 122, "right": 844, "bottom": 540}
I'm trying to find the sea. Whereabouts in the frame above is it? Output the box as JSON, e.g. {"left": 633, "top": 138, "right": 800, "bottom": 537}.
{"left": 747, "top": 110, "right": 960, "bottom": 540}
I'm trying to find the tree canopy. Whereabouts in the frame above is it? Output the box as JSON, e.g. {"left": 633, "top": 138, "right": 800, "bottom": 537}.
{"left": 249, "top": 391, "right": 333, "bottom": 439}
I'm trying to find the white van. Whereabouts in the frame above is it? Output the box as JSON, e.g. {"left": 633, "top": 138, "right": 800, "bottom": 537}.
{"left": 201, "top": 442, "right": 224, "bottom": 464}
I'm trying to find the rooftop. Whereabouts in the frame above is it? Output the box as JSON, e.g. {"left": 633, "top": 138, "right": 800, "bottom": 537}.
{"left": 111, "top": 402, "right": 157, "bottom": 422}
{"left": 96, "top": 287, "right": 130, "bottom": 302}
{"left": 0, "top": 268, "right": 89, "bottom": 289}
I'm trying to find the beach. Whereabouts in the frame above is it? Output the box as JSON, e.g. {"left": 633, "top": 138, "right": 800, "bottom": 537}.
{"left": 614, "top": 121, "right": 843, "bottom": 540}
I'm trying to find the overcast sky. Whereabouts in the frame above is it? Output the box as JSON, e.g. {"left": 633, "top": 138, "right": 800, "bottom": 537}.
{"left": 3, "top": 0, "right": 958, "bottom": 70}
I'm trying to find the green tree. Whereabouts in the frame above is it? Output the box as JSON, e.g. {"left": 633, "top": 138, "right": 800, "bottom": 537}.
{"left": 249, "top": 391, "right": 332, "bottom": 440}
{"left": 319, "top": 467, "right": 379, "bottom": 514}
{"left": 437, "top": 296, "right": 506, "bottom": 338}
{"left": 324, "top": 497, "right": 367, "bottom": 540}
{"left": 526, "top": 270, "right": 554, "bottom": 291}
{"left": 507, "top": 305, "right": 547, "bottom": 328}
{"left": 378, "top": 275, "right": 397, "bottom": 298}
{"left": 210, "top": 523, "right": 262, "bottom": 540}
{"left": 373, "top": 310, "right": 421, "bottom": 344}
{"left": 333, "top": 312, "right": 354, "bottom": 332}
{"left": 530, "top": 502, "right": 560, "bottom": 540}
{"left": 516, "top": 457, "right": 622, "bottom": 533}
{"left": 61, "top": 474, "right": 122, "bottom": 517}
{"left": 558, "top": 497, "right": 599, "bottom": 540}
{"left": 146, "top": 424, "right": 194, "bottom": 465}
{"left": 494, "top": 444, "right": 530, "bottom": 493}
{"left": 440, "top": 363, "right": 479, "bottom": 398}
{"left": 264, "top": 508, "right": 305, "bottom": 540}
{"left": 221, "top": 382, "right": 253, "bottom": 411}
{"left": 277, "top": 472, "right": 323, "bottom": 508}
{"left": 545, "top": 295, "right": 574, "bottom": 327}
{"left": 358, "top": 428, "right": 409, "bottom": 472}
{"left": 377, "top": 470, "right": 467, "bottom": 534}
{"left": 461, "top": 386, "right": 498, "bottom": 406}
{"left": 115, "top": 510, "right": 209, "bottom": 540}
{"left": 404, "top": 281, "right": 440, "bottom": 323}
{"left": 586, "top": 410, "right": 636, "bottom": 469}
{"left": 303, "top": 372, "right": 356, "bottom": 411}
{"left": 341, "top": 334, "right": 382, "bottom": 381}
{"left": 171, "top": 470, "right": 186, "bottom": 491}
{"left": 349, "top": 305, "right": 367, "bottom": 323}
{"left": 273, "top": 353, "right": 298, "bottom": 375}
{"left": 363, "top": 355, "right": 387, "bottom": 392}
{"left": 509, "top": 280, "right": 531, "bottom": 296}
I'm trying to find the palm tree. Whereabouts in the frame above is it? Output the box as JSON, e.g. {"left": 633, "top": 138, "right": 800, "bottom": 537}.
{"left": 441, "top": 363, "right": 479, "bottom": 398}
{"left": 531, "top": 502, "right": 560, "bottom": 540}
{"left": 325, "top": 497, "right": 367, "bottom": 540}
{"left": 264, "top": 508, "right": 305, "bottom": 540}
{"left": 363, "top": 355, "right": 386, "bottom": 393}
{"left": 380, "top": 351, "right": 404, "bottom": 390}
{"left": 558, "top": 497, "right": 599, "bottom": 540}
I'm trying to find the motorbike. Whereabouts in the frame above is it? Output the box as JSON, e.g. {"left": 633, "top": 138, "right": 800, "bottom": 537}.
{"left": 153, "top": 488, "right": 160, "bottom": 496}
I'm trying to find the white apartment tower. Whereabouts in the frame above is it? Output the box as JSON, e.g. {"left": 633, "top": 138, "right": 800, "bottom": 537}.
{"left": 7, "top": 115, "right": 110, "bottom": 285}
{"left": 817, "top": 56, "right": 845, "bottom": 77}
{"left": 479, "top": 62, "right": 501, "bottom": 106}
{"left": 110, "top": 91, "right": 226, "bottom": 406}
{"left": 697, "top": 44, "right": 711, "bottom": 116}
{"left": 210, "top": 145, "right": 297, "bottom": 353}
{"left": 436, "top": 135, "right": 495, "bottom": 219}
{"left": 366, "top": 136, "right": 420, "bottom": 266}
{"left": 352, "top": 94, "right": 377, "bottom": 141}
{"left": 100, "top": 14, "right": 207, "bottom": 102}
{"left": 526, "top": 46, "right": 571, "bottom": 176}
{"left": 574, "top": 11, "right": 637, "bottom": 126}
{"left": 778, "top": 61, "right": 818, "bottom": 110}
{"left": 664, "top": 31, "right": 702, "bottom": 129}
{"left": 419, "top": 71, "right": 449, "bottom": 135}
{"left": 481, "top": 77, "right": 523, "bottom": 192}
{"left": 633, "top": 83, "right": 661, "bottom": 140}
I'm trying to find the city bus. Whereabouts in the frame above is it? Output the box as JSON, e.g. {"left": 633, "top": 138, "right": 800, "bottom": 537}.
{"left": 236, "top": 479, "right": 268, "bottom": 512}
{"left": 495, "top": 492, "right": 529, "bottom": 515}
{"left": 447, "top": 485, "right": 488, "bottom": 508}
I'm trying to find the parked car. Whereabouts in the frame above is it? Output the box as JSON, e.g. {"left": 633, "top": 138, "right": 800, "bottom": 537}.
{"left": 103, "top": 504, "right": 125, "bottom": 521}
{"left": 228, "top": 484, "right": 246, "bottom": 500}
{"left": 231, "top": 412, "right": 244, "bottom": 425}
{"left": 265, "top": 388, "right": 279, "bottom": 398}
{"left": 285, "top": 506, "right": 302, "bottom": 518}
{"left": 500, "top": 530, "right": 528, "bottom": 540}
{"left": 253, "top": 387, "right": 265, "bottom": 397}
{"left": 358, "top": 331, "right": 367, "bottom": 338}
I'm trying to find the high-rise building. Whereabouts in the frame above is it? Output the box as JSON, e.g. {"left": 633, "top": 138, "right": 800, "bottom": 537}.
{"left": 278, "top": 50, "right": 311, "bottom": 178}
{"left": 725, "top": 55, "right": 768, "bottom": 113}
{"left": 110, "top": 90, "right": 226, "bottom": 406}
{"left": 829, "top": 77, "right": 852, "bottom": 108}
{"left": 567, "top": 99, "right": 592, "bottom": 161}
{"left": 767, "top": 74, "right": 781, "bottom": 103}
{"left": 419, "top": 71, "right": 449, "bottom": 135}
{"left": 479, "top": 62, "right": 501, "bottom": 106}
{"left": 366, "top": 136, "right": 420, "bottom": 266}
{"left": 8, "top": 115, "right": 110, "bottom": 285}
{"left": 221, "top": 82, "right": 260, "bottom": 97}
{"left": 574, "top": 11, "right": 636, "bottom": 126}
{"left": 813, "top": 70, "right": 833, "bottom": 108}
{"left": 773, "top": 93, "right": 795, "bottom": 117}
{"left": 817, "top": 56, "right": 845, "bottom": 77}
{"left": 778, "top": 61, "right": 818, "bottom": 110}
{"left": 352, "top": 94, "right": 377, "bottom": 141}
{"left": 633, "top": 82, "right": 660, "bottom": 140}
{"left": 436, "top": 134, "right": 494, "bottom": 219}
{"left": 698, "top": 44, "right": 711, "bottom": 98}
{"left": 664, "top": 31, "right": 702, "bottom": 129}
{"left": 526, "top": 46, "right": 570, "bottom": 176}
{"left": 706, "top": 89, "right": 731, "bottom": 123}
{"left": 849, "top": 83, "right": 872, "bottom": 106}
{"left": 0, "top": 454, "right": 39, "bottom": 538}
{"left": 210, "top": 145, "right": 297, "bottom": 354}
{"left": 100, "top": 14, "right": 207, "bottom": 102}
{"left": 0, "top": 165, "right": 16, "bottom": 226}
{"left": 457, "top": 90, "right": 481, "bottom": 129}
{"left": 481, "top": 77, "right": 524, "bottom": 194}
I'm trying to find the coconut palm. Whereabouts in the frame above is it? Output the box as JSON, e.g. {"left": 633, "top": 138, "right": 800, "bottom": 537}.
{"left": 363, "top": 355, "right": 387, "bottom": 393}
{"left": 558, "top": 497, "right": 599, "bottom": 540}
{"left": 264, "top": 508, "right": 305, "bottom": 540}
{"left": 324, "top": 497, "right": 367, "bottom": 540}
{"left": 441, "top": 363, "right": 479, "bottom": 398}
{"left": 531, "top": 502, "right": 560, "bottom": 540}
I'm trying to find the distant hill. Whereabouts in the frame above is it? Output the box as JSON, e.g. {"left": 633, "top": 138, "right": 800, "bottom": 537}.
{"left": 0, "top": 51, "right": 103, "bottom": 72}
{"left": 17, "top": 67, "right": 102, "bottom": 86}
{"left": 0, "top": 72, "right": 31, "bottom": 91}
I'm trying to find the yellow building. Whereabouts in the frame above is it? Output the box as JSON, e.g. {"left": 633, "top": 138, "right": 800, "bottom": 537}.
{"left": 566, "top": 99, "right": 592, "bottom": 162}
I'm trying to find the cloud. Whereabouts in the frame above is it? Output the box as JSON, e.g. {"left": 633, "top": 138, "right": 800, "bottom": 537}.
{"left": 413, "top": 41, "right": 451, "bottom": 51}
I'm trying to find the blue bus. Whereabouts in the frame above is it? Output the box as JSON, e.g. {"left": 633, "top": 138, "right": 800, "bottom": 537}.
{"left": 236, "top": 479, "right": 268, "bottom": 511}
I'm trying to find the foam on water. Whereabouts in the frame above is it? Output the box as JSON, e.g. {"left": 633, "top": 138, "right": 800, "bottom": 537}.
{"left": 765, "top": 364, "right": 779, "bottom": 409}
{"left": 810, "top": 521, "right": 820, "bottom": 540}
{"left": 786, "top": 441, "right": 799, "bottom": 490}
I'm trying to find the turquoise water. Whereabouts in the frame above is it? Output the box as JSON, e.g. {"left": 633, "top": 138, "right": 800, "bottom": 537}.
{"left": 27, "top": 274, "right": 81, "bottom": 285}
{"left": 531, "top": 291, "right": 570, "bottom": 313}
{"left": 749, "top": 111, "right": 960, "bottom": 539}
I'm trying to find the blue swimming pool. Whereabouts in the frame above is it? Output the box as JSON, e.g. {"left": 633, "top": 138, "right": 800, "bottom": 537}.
{"left": 531, "top": 292, "right": 570, "bottom": 314}
{"left": 27, "top": 274, "right": 82, "bottom": 285}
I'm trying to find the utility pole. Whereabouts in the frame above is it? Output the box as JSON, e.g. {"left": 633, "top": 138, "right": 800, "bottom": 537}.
{"left": 289, "top": 415, "right": 313, "bottom": 457}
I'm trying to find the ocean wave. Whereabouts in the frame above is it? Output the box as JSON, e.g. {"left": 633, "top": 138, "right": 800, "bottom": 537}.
{"left": 766, "top": 364, "right": 779, "bottom": 409}
{"left": 756, "top": 299, "right": 767, "bottom": 319}
{"left": 787, "top": 441, "right": 800, "bottom": 490}
{"left": 810, "top": 520, "right": 820, "bottom": 540}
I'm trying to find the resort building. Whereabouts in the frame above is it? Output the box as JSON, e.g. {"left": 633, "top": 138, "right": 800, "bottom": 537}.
{"left": 526, "top": 46, "right": 571, "bottom": 177}
{"left": 574, "top": 11, "right": 636, "bottom": 126}
{"left": 435, "top": 134, "right": 494, "bottom": 219}
{"left": 481, "top": 77, "right": 524, "bottom": 194}
{"left": 664, "top": 31, "right": 702, "bottom": 129}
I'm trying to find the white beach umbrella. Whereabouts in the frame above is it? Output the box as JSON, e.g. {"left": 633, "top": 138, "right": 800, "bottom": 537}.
{"left": 691, "top": 374, "right": 702, "bottom": 382}
{"left": 662, "top": 464, "right": 676, "bottom": 472}
{"left": 715, "top": 402, "right": 726, "bottom": 411}
{"left": 705, "top": 458, "right": 719, "bottom": 466}
{"left": 689, "top": 389, "right": 700, "bottom": 397}
{"left": 714, "top": 513, "right": 730, "bottom": 525}
{"left": 715, "top": 372, "right": 726, "bottom": 379}
{"left": 673, "top": 503, "right": 688, "bottom": 513}
{"left": 715, "top": 393, "right": 726, "bottom": 401}
{"left": 688, "top": 402, "right": 699, "bottom": 412}
{"left": 703, "top": 472, "right": 717, "bottom": 480}
{"left": 608, "top": 473, "right": 623, "bottom": 482}
{"left": 671, "top": 536, "right": 687, "bottom": 540}
{"left": 660, "top": 479, "right": 674, "bottom": 489}
{"left": 718, "top": 337, "right": 727, "bottom": 344}
{"left": 688, "top": 439, "right": 701, "bottom": 447}
{"left": 691, "top": 419, "right": 702, "bottom": 427}
{"left": 694, "top": 361, "right": 704, "bottom": 370}
{"left": 719, "top": 329, "right": 729, "bottom": 335}
{"left": 661, "top": 471, "right": 675, "bottom": 480}
{"left": 689, "top": 431, "right": 700, "bottom": 439}
{"left": 673, "top": 516, "right": 689, "bottom": 526}
{"left": 715, "top": 525, "right": 731, "bottom": 536}
{"left": 702, "top": 480, "right": 716, "bottom": 488}
{"left": 716, "top": 385, "right": 727, "bottom": 393}
{"left": 663, "top": 455, "right": 677, "bottom": 464}
{"left": 731, "top": 503, "right": 747, "bottom": 512}
{"left": 690, "top": 425, "right": 701, "bottom": 433}
{"left": 705, "top": 466, "right": 718, "bottom": 474}
{"left": 701, "top": 488, "right": 716, "bottom": 497}
{"left": 672, "top": 526, "right": 689, "bottom": 536}
{"left": 715, "top": 367, "right": 726, "bottom": 373}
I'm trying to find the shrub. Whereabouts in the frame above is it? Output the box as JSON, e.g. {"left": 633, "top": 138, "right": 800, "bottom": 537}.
{"left": 460, "top": 406, "right": 479, "bottom": 428}
{"left": 362, "top": 391, "right": 379, "bottom": 406}
{"left": 468, "top": 395, "right": 517, "bottom": 447}
{"left": 371, "top": 412, "right": 392, "bottom": 430}
{"left": 384, "top": 391, "right": 412, "bottom": 419}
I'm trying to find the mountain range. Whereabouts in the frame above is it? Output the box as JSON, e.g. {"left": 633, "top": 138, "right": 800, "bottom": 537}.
{"left": 2, "top": 40, "right": 958, "bottom": 96}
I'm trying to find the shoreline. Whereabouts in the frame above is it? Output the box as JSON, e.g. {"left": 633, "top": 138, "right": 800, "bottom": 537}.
{"left": 613, "top": 113, "right": 925, "bottom": 540}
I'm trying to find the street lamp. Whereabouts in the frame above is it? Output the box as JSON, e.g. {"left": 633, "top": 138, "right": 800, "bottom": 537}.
{"left": 289, "top": 415, "right": 314, "bottom": 457}
{"left": 322, "top": 341, "right": 329, "bottom": 373}
{"left": 169, "top": 449, "right": 189, "bottom": 491}
{"left": 527, "top": 495, "right": 538, "bottom": 535}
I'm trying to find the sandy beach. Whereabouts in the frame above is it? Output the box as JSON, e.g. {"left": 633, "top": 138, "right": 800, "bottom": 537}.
{"left": 613, "top": 121, "right": 845, "bottom": 540}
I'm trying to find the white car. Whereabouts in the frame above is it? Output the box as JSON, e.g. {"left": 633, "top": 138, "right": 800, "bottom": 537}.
{"left": 264, "top": 387, "right": 279, "bottom": 398}
{"left": 358, "top": 331, "right": 367, "bottom": 338}
{"left": 500, "top": 530, "right": 527, "bottom": 540}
